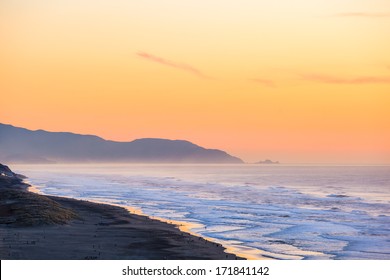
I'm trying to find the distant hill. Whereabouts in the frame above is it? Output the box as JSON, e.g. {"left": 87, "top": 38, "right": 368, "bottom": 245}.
{"left": 0, "top": 123, "right": 243, "bottom": 164}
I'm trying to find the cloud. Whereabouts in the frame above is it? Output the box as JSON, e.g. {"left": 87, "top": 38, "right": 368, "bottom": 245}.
{"left": 334, "top": 12, "right": 390, "bottom": 18}
{"left": 250, "top": 78, "right": 276, "bottom": 88}
{"left": 136, "top": 52, "right": 210, "bottom": 79}
{"left": 301, "top": 74, "right": 390, "bottom": 84}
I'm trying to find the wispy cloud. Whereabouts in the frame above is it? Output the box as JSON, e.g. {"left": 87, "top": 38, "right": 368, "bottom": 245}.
{"left": 136, "top": 52, "right": 210, "bottom": 79}
{"left": 334, "top": 12, "right": 390, "bottom": 18}
{"left": 250, "top": 78, "right": 276, "bottom": 88}
{"left": 301, "top": 74, "right": 390, "bottom": 84}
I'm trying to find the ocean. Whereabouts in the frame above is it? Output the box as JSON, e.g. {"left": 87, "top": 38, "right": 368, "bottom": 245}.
{"left": 13, "top": 164, "right": 390, "bottom": 260}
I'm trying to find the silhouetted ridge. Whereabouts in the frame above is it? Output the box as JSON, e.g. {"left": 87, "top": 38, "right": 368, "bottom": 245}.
{"left": 0, "top": 123, "right": 243, "bottom": 163}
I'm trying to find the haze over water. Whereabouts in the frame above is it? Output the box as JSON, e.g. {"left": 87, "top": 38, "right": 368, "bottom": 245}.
{"left": 15, "top": 164, "right": 390, "bottom": 260}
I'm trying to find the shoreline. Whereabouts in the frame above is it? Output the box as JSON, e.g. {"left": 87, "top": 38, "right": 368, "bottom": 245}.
{"left": 0, "top": 166, "right": 244, "bottom": 260}
{"left": 28, "top": 184, "right": 267, "bottom": 260}
{"left": 17, "top": 164, "right": 275, "bottom": 260}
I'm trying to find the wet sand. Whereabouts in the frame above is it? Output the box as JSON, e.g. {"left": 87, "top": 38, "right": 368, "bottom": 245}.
{"left": 0, "top": 167, "right": 242, "bottom": 260}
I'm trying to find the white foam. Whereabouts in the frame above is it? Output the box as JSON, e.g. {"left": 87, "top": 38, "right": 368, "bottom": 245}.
{"left": 13, "top": 164, "right": 390, "bottom": 259}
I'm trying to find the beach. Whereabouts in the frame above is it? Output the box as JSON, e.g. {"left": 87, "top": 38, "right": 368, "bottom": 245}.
{"left": 10, "top": 164, "right": 390, "bottom": 260}
{"left": 0, "top": 164, "right": 241, "bottom": 260}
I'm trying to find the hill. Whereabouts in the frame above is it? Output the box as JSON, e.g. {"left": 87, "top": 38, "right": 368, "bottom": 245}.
{"left": 0, "top": 123, "right": 243, "bottom": 164}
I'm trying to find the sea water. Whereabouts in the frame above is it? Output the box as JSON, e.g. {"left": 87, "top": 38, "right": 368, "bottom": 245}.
{"left": 13, "top": 164, "right": 390, "bottom": 259}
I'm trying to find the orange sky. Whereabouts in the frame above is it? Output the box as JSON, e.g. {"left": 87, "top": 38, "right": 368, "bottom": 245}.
{"left": 1, "top": 0, "right": 390, "bottom": 163}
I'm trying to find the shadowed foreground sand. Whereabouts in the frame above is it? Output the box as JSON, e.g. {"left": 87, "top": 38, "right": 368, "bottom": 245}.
{"left": 0, "top": 164, "right": 242, "bottom": 260}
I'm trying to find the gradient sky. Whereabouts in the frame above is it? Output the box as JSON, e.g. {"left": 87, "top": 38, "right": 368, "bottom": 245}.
{"left": 1, "top": 0, "right": 390, "bottom": 163}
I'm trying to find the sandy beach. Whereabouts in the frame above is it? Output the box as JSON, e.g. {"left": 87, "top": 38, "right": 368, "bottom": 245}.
{"left": 0, "top": 164, "right": 242, "bottom": 260}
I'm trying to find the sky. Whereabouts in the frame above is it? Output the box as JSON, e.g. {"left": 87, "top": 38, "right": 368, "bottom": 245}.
{"left": 1, "top": 0, "right": 390, "bottom": 163}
